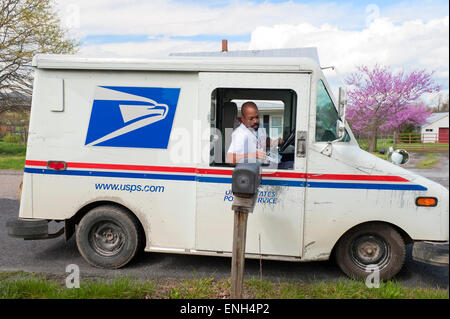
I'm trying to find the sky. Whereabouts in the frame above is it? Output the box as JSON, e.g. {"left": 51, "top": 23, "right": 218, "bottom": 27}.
{"left": 55, "top": 0, "right": 449, "bottom": 105}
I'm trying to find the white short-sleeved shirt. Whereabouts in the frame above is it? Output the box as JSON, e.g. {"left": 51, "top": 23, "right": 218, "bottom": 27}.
{"left": 227, "top": 123, "right": 267, "bottom": 155}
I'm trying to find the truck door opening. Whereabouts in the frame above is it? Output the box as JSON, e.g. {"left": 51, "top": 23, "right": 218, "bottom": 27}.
{"left": 209, "top": 88, "right": 297, "bottom": 169}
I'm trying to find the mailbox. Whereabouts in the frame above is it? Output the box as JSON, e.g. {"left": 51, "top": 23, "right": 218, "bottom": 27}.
{"left": 230, "top": 160, "right": 262, "bottom": 298}
{"left": 232, "top": 161, "right": 262, "bottom": 197}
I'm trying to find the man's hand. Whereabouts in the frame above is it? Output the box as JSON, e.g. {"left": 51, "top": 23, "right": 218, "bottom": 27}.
{"left": 253, "top": 149, "right": 267, "bottom": 160}
{"left": 267, "top": 137, "right": 284, "bottom": 148}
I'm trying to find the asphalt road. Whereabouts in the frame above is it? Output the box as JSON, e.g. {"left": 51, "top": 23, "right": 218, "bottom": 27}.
{"left": 0, "top": 155, "right": 448, "bottom": 288}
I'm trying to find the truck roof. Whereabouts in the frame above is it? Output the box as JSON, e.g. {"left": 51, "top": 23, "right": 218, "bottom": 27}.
{"left": 31, "top": 54, "right": 320, "bottom": 73}
{"left": 170, "top": 47, "right": 321, "bottom": 65}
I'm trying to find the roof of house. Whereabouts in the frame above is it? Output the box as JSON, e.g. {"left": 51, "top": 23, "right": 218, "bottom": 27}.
{"left": 422, "top": 112, "right": 449, "bottom": 127}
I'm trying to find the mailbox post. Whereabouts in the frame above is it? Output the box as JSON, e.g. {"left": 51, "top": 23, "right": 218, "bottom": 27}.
{"left": 230, "top": 160, "right": 261, "bottom": 299}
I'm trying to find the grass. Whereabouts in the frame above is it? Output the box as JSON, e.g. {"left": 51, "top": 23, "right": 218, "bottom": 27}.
{"left": 0, "top": 155, "right": 25, "bottom": 170}
{"left": 0, "top": 272, "right": 156, "bottom": 299}
{"left": 0, "top": 141, "right": 27, "bottom": 155}
{"left": 357, "top": 138, "right": 447, "bottom": 167}
{"left": 0, "top": 271, "right": 448, "bottom": 299}
{"left": 417, "top": 153, "right": 440, "bottom": 169}
{"left": 245, "top": 278, "right": 448, "bottom": 299}
{"left": 356, "top": 138, "right": 392, "bottom": 161}
{"left": 0, "top": 141, "right": 26, "bottom": 170}
{"left": 357, "top": 137, "right": 449, "bottom": 154}
{"left": 357, "top": 138, "right": 394, "bottom": 154}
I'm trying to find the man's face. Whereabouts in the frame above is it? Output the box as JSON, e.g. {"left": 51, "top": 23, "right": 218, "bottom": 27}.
{"left": 242, "top": 106, "right": 260, "bottom": 130}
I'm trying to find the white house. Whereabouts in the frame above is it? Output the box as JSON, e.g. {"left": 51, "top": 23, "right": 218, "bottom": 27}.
{"left": 420, "top": 112, "right": 449, "bottom": 143}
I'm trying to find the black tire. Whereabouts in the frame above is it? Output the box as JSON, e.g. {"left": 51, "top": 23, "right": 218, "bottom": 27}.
{"left": 76, "top": 205, "right": 143, "bottom": 269}
{"left": 335, "top": 222, "right": 405, "bottom": 281}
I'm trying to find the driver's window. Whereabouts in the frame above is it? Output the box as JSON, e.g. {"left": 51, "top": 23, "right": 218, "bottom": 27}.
{"left": 209, "top": 88, "right": 297, "bottom": 170}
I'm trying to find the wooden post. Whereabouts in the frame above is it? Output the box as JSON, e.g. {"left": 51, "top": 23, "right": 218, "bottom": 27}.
{"left": 230, "top": 210, "right": 248, "bottom": 299}
{"left": 230, "top": 195, "right": 256, "bottom": 299}
{"left": 229, "top": 161, "right": 260, "bottom": 299}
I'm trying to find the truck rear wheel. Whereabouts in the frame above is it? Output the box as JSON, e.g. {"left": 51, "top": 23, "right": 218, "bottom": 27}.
{"left": 76, "top": 205, "right": 142, "bottom": 269}
{"left": 335, "top": 223, "right": 405, "bottom": 281}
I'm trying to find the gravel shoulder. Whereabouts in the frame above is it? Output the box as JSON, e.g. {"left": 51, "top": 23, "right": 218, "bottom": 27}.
{"left": 0, "top": 169, "right": 22, "bottom": 200}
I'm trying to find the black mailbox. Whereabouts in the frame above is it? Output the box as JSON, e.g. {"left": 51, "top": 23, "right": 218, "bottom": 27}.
{"left": 232, "top": 161, "right": 262, "bottom": 197}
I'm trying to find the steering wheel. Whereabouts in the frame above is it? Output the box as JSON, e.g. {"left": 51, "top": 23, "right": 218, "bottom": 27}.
{"left": 278, "top": 128, "right": 295, "bottom": 153}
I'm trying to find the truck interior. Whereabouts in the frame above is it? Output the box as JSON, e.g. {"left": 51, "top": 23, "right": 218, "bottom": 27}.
{"left": 209, "top": 88, "right": 298, "bottom": 169}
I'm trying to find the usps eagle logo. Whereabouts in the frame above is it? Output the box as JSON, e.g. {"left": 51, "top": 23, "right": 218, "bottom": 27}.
{"left": 85, "top": 86, "right": 180, "bottom": 149}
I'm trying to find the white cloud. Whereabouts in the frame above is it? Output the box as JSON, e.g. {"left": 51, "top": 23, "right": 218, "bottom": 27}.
{"left": 56, "top": 1, "right": 449, "bottom": 96}
{"left": 56, "top": 0, "right": 449, "bottom": 39}
{"left": 249, "top": 16, "right": 449, "bottom": 89}
{"left": 56, "top": 0, "right": 373, "bottom": 38}
{"left": 78, "top": 38, "right": 249, "bottom": 58}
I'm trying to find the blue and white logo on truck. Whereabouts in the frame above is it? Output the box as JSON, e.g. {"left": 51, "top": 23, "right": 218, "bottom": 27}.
{"left": 85, "top": 86, "right": 180, "bottom": 149}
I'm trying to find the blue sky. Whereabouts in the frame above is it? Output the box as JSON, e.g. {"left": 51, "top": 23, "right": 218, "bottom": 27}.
{"left": 65, "top": 0, "right": 449, "bottom": 43}
{"left": 56, "top": 0, "right": 449, "bottom": 102}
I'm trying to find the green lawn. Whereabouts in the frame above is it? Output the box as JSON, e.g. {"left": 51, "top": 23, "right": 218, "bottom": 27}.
{"left": 417, "top": 153, "right": 440, "bottom": 169}
{"left": 0, "top": 141, "right": 26, "bottom": 170}
{"left": 0, "top": 156, "right": 25, "bottom": 170}
{"left": 357, "top": 138, "right": 394, "bottom": 153}
{"left": 0, "top": 271, "right": 448, "bottom": 299}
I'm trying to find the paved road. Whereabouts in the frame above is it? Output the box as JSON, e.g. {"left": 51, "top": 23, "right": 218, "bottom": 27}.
{"left": 0, "top": 198, "right": 448, "bottom": 288}
{"left": 0, "top": 169, "right": 22, "bottom": 200}
{"left": 0, "top": 154, "right": 448, "bottom": 288}
{"left": 404, "top": 152, "right": 449, "bottom": 190}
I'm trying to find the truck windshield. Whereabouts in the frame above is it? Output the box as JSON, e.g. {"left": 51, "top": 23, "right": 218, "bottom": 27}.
{"left": 316, "top": 80, "right": 350, "bottom": 142}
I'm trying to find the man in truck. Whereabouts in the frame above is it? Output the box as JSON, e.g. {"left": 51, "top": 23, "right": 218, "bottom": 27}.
{"left": 225, "top": 101, "right": 267, "bottom": 165}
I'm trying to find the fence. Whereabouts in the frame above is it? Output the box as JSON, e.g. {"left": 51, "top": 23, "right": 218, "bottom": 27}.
{"left": 394, "top": 132, "right": 449, "bottom": 152}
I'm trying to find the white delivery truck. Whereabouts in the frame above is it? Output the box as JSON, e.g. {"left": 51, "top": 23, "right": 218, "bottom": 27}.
{"left": 7, "top": 54, "right": 449, "bottom": 280}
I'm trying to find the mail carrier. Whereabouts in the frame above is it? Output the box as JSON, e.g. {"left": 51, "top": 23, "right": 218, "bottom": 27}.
{"left": 7, "top": 54, "right": 449, "bottom": 280}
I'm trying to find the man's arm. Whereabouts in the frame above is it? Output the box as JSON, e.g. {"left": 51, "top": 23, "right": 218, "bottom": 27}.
{"left": 225, "top": 150, "right": 267, "bottom": 165}
{"left": 266, "top": 137, "right": 284, "bottom": 148}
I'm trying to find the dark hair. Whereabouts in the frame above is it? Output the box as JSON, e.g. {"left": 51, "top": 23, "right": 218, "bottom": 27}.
{"left": 241, "top": 101, "right": 258, "bottom": 117}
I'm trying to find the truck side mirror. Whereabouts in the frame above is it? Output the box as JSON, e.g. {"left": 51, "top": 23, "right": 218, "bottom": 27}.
{"left": 337, "top": 87, "right": 347, "bottom": 139}
{"left": 232, "top": 160, "right": 262, "bottom": 198}
{"left": 336, "top": 119, "right": 345, "bottom": 139}
{"left": 338, "top": 87, "right": 347, "bottom": 119}
{"left": 388, "top": 148, "right": 410, "bottom": 165}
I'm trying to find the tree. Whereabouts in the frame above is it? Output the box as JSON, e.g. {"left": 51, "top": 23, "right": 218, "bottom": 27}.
{"left": 0, "top": 0, "right": 78, "bottom": 114}
{"left": 436, "top": 93, "right": 449, "bottom": 112}
{"left": 346, "top": 65, "right": 439, "bottom": 152}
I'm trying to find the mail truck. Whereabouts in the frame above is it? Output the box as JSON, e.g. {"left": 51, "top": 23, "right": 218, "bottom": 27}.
{"left": 7, "top": 54, "right": 449, "bottom": 280}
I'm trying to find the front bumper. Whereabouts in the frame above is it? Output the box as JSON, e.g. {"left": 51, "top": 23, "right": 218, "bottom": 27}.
{"left": 6, "top": 218, "right": 64, "bottom": 240}
{"left": 412, "top": 241, "right": 449, "bottom": 266}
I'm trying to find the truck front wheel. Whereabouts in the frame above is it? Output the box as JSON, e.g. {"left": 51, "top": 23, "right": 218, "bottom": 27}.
{"left": 76, "top": 205, "right": 143, "bottom": 269}
{"left": 335, "top": 223, "right": 406, "bottom": 281}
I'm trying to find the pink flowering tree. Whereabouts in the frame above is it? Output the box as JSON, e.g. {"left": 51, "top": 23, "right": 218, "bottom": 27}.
{"left": 346, "top": 65, "right": 439, "bottom": 152}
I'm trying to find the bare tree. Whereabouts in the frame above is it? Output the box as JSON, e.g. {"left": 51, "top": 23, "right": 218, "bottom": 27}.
{"left": 0, "top": 0, "right": 78, "bottom": 114}
{"left": 436, "top": 94, "right": 449, "bottom": 112}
